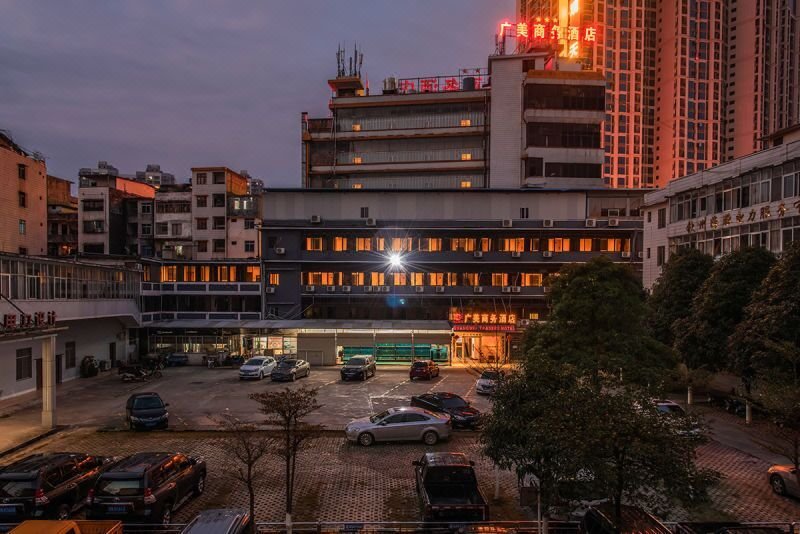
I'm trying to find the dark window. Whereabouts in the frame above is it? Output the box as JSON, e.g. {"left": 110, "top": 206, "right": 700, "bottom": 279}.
{"left": 196, "top": 195, "right": 208, "bottom": 208}
{"left": 656, "top": 246, "right": 666, "bottom": 266}
{"left": 140, "top": 203, "right": 152, "bottom": 214}
{"left": 647, "top": 211, "right": 652, "bottom": 223}
{"left": 520, "top": 207, "right": 529, "bottom": 219}
{"left": 81, "top": 199, "right": 104, "bottom": 211}
{"left": 196, "top": 218, "right": 208, "bottom": 230}
{"left": 17, "top": 164, "right": 26, "bottom": 180}
{"left": 65, "top": 342, "right": 76, "bottom": 369}
{"left": 527, "top": 157, "right": 544, "bottom": 177}
{"left": 195, "top": 172, "right": 207, "bottom": 185}
{"left": 525, "top": 84, "right": 605, "bottom": 111}
{"left": 16, "top": 348, "right": 32, "bottom": 381}
{"left": 196, "top": 240, "right": 208, "bottom": 253}
{"left": 18, "top": 247, "right": 27, "bottom": 255}
{"left": 212, "top": 172, "right": 225, "bottom": 184}
{"left": 171, "top": 223, "right": 182, "bottom": 235}
{"left": 657, "top": 208, "right": 667, "bottom": 228}
{"left": 213, "top": 239, "right": 225, "bottom": 253}
{"left": 156, "top": 223, "right": 169, "bottom": 235}
{"left": 244, "top": 218, "right": 255, "bottom": 230}
{"left": 360, "top": 207, "right": 369, "bottom": 218}
{"left": 18, "top": 191, "right": 26, "bottom": 208}
{"left": 526, "top": 122, "right": 601, "bottom": 148}
{"left": 245, "top": 241, "right": 255, "bottom": 253}
{"left": 212, "top": 194, "right": 225, "bottom": 208}
{"left": 213, "top": 217, "right": 225, "bottom": 230}
{"left": 544, "top": 162, "right": 602, "bottom": 178}
{"left": 83, "top": 220, "right": 104, "bottom": 233}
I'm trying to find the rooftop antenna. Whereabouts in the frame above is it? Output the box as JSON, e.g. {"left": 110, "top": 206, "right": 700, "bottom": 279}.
{"left": 335, "top": 42, "right": 364, "bottom": 78}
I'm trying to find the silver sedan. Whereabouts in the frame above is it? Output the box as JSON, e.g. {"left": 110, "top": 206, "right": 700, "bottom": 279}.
{"left": 768, "top": 464, "right": 800, "bottom": 497}
{"left": 345, "top": 407, "right": 451, "bottom": 446}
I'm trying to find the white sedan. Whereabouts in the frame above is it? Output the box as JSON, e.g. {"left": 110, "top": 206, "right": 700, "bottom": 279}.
{"left": 238, "top": 356, "right": 276, "bottom": 380}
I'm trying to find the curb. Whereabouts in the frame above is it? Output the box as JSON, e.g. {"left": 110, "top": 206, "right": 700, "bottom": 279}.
{"left": 0, "top": 426, "right": 68, "bottom": 460}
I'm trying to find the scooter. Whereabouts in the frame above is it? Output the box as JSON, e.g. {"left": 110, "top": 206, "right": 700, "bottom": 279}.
{"left": 119, "top": 365, "right": 163, "bottom": 382}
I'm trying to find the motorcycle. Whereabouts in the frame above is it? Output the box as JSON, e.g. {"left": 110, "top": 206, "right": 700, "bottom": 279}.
{"left": 119, "top": 365, "right": 163, "bottom": 382}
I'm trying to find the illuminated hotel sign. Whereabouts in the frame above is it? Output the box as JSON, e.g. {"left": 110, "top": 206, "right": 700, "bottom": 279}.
{"left": 449, "top": 309, "right": 517, "bottom": 332}
{"left": 499, "top": 0, "right": 598, "bottom": 59}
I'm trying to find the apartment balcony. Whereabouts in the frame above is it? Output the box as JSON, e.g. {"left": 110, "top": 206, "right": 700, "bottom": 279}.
{"left": 297, "top": 285, "right": 546, "bottom": 298}
{"left": 142, "top": 281, "right": 261, "bottom": 295}
{"left": 278, "top": 250, "right": 638, "bottom": 264}
{"left": 141, "top": 311, "right": 261, "bottom": 324}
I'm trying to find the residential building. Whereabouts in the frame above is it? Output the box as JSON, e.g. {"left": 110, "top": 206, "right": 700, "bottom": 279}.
{"left": 135, "top": 164, "right": 176, "bottom": 188}
{"left": 46, "top": 175, "right": 78, "bottom": 257}
{"left": 128, "top": 197, "right": 155, "bottom": 258}
{"left": 302, "top": 71, "right": 490, "bottom": 190}
{"left": 643, "top": 130, "right": 800, "bottom": 288}
{"left": 191, "top": 167, "right": 249, "bottom": 260}
{"left": 227, "top": 194, "right": 261, "bottom": 259}
{"left": 154, "top": 184, "right": 193, "bottom": 260}
{"left": 0, "top": 130, "right": 47, "bottom": 255}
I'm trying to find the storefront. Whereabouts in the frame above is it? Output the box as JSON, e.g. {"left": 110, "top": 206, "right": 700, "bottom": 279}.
{"left": 449, "top": 309, "right": 518, "bottom": 364}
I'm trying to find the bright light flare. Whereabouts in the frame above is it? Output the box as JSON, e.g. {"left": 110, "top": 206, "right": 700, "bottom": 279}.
{"left": 389, "top": 254, "right": 403, "bottom": 268}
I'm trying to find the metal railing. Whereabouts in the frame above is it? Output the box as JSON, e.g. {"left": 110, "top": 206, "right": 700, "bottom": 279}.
{"left": 337, "top": 112, "right": 485, "bottom": 133}
{"left": 336, "top": 147, "right": 484, "bottom": 165}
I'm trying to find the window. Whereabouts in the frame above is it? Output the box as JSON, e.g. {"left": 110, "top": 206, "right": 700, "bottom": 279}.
{"left": 360, "top": 207, "right": 369, "bottom": 218}
{"left": 213, "top": 240, "right": 225, "bottom": 253}
{"left": 491, "top": 273, "right": 508, "bottom": 286}
{"left": 18, "top": 219, "right": 26, "bottom": 235}
{"left": 428, "top": 272, "right": 444, "bottom": 285}
{"left": 463, "top": 273, "right": 480, "bottom": 286}
{"left": 17, "top": 164, "right": 26, "bottom": 180}
{"left": 184, "top": 266, "right": 197, "bottom": 282}
{"left": 656, "top": 246, "right": 666, "bottom": 266}
{"left": 16, "top": 348, "right": 32, "bottom": 381}
{"left": 171, "top": 223, "right": 182, "bottom": 236}
{"left": 420, "top": 238, "right": 442, "bottom": 252}
{"left": 547, "top": 238, "right": 570, "bottom": 252}
{"left": 217, "top": 265, "right": 237, "bottom": 281}
{"left": 160, "top": 265, "right": 177, "bottom": 282}
{"left": 410, "top": 272, "right": 424, "bottom": 286}
{"left": 245, "top": 265, "right": 261, "bottom": 282}
{"left": 195, "top": 172, "right": 207, "bottom": 185}
{"left": 196, "top": 240, "right": 208, "bottom": 253}
{"left": 600, "top": 239, "right": 623, "bottom": 252}
{"left": 156, "top": 223, "right": 169, "bottom": 235}
{"left": 657, "top": 208, "right": 667, "bottom": 229}
{"left": 646, "top": 248, "right": 651, "bottom": 259}
{"left": 18, "top": 191, "right": 26, "bottom": 208}
{"left": 356, "top": 237, "right": 372, "bottom": 251}
{"left": 647, "top": 211, "right": 652, "bottom": 223}
{"left": 352, "top": 184, "right": 363, "bottom": 189}
{"left": 198, "top": 265, "right": 210, "bottom": 281}
{"left": 213, "top": 171, "right": 225, "bottom": 184}
{"left": 350, "top": 272, "right": 364, "bottom": 286}
{"left": 461, "top": 153, "right": 472, "bottom": 161}
{"left": 520, "top": 207, "right": 529, "bottom": 219}
{"left": 369, "top": 272, "right": 385, "bottom": 285}
{"left": 141, "top": 203, "right": 152, "bottom": 214}
{"left": 269, "top": 273, "right": 280, "bottom": 285}
{"left": 81, "top": 199, "right": 104, "bottom": 211}
{"left": 451, "top": 238, "right": 476, "bottom": 252}
{"left": 65, "top": 342, "right": 76, "bottom": 369}
{"left": 306, "top": 272, "right": 336, "bottom": 285}
{"left": 460, "top": 181, "right": 472, "bottom": 188}
{"left": 244, "top": 218, "right": 255, "bottom": 230}
{"left": 196, "top": 195, "right": 208, "bottom": 208}
{"left": 353, "top": 156, "right": 363, "bottom": 164}
{"left": 479, "top": 237, "right": 492, "bottom": 252}
{"left": 375, "top": 237, "right": 385, "bottom": 251}
{"left": 305, "top": 237, "right": 324, "bottom": 251}
{"left": 391, "top": 237, "right": 412, "bottom": 252}
{"left": 460, "top": 119, "right": 472, "bottom": 127}
{"left": 245, "top": 241, "right": 255, "bottom": 253}
{"left": 141, "top": 224, "right": 152, "bottom": 235}
{"left": 212, "top": 194, "right": 225, "bottom": 207}
{"left": 501, "top": 238, "right": 525, "bottom": 252}
{"left": 333, "top": 237, "right": 348, "bottom": 251}
{"left": 392, "top": 272, "right": 407, "bottom": 286}
{"left": 196, "top": 218, "right": 208, "bottom": 230}
{"left": 213, "top": 217, "right": 225, "bottom": 230}
{"left": 521, "top": 273, "right": 542, "bottom": 287}
{"left": 445, "top": 273, "right": 458, "bottom": 286}
{"left": 579, "top": 238, "right": 593, "bottom": 252}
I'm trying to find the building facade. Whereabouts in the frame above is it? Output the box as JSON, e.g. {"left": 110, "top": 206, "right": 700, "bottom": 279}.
{"left": 0, "top": 131, "right": 48, "bottom": 255}
{"left": 135, "top": 164, "right": 176, "bottom": 188}
{"left": 46, "top": 175, "right": 78, "bottom": 257}
{"left": 191, "top": 167, "right": 249, "bottom": 259}
{"left": 154, "top": 184, "right": 193, "bottom": 260}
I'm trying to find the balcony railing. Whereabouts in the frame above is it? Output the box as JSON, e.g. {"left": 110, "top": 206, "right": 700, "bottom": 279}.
{"left": 335, "top": 147, "right": 484, "bottom": 166}
{"left": 336, "top": 112, "right": 485, "bottom": 133}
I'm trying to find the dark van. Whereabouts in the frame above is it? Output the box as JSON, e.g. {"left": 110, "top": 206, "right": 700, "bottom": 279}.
{"left": 181, "top": 509, "right": 252, "bottom": 534}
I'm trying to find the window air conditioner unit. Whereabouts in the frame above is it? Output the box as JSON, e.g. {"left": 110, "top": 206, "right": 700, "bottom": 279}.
{"left": 502, "top": 219, "right": 513, "bottom": 228}
{"left": 621, "top": 251, "right": 631, "bottom": 258}
{"left": 265, "top": 287, "right": 276, "bottom": 294}
{"left": 637, "top": 251, "right": 644, "bottom": 259}
{"left": 473, "top": 286, "right": 483, "bottom": 294}
{"left": 608, "top": 218, "right": 620, "bottom": 227}
{"left": 415, "top": 286, "right": 424, "bottom": 293}
{"left": 473, "top": 251, "right": 483, "bottom": 258}
{"left": 511, "top": 251, "right": 522, "bottom": 258}
{"left": 435, "top": 286, "right": 445, "bottom": 293}
{"left": 310, "top": 215, "right": 322, "bottom": 223}
{"left": 543, "top": 251, "right": 553, "bottom": 258}
{"left": 342, "top": 285, "right": 351, "bottom": 293}
{"left": 275, "top": 247, "right": 286, "bottom": 255}
{"left": 327, "top": 286, "right": 336, "bottom": 293}
{"left": 364, "top": 285, "right": 373, "bottom": 293}
{"left": 585, "top": 219, "right": 597, "bottom": 227}
{"left": 305, "top": 285, "right": 315, "bottom": 293}
{"left": 380, "top": 285, "right": 390, "bottom": 293}
{"left": 543, "top": 219, "right": 554, "bottom": 227}
{"left": 608, "top": 209, "right": 621, "bottom": 217}
{"left": 512, "top": 286, "right": 521, "bottom": 293}
{"left": 366, "top": 218, "right": 376, "bottom": 226}
{"left": 502, "top": 286, "right": 512, "bottom": 293}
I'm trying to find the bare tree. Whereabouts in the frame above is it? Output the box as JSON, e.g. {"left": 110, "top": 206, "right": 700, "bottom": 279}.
{"left": 250, "top": 386, "right": 323, "bottom": 532}
{"left": 215, "top": 412, "right": 271, "bottom": 533}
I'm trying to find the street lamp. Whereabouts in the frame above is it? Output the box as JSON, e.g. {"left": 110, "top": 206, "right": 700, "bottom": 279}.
{"left": 389, "top": 254, "right": 403, "bottom": 269}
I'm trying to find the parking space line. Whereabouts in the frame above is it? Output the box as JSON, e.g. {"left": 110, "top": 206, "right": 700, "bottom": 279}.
{"left": 379, "top": 379, "right": 410, "bottom": 398}
{"left": 427, "top": 375, "right": 449, "bottom": 393}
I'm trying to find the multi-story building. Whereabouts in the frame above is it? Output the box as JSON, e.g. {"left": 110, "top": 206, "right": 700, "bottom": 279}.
{"left": 135, "top": 164, "right": 176, "bottom": 188}
{"left": 261, "top": 188, "right": 644, "bottom": 364}
{"left": 489, "top": 52, "right": 605, "bottom": 188}
{"left": 46, "top": 175, "right": 78, "bottom": 257}
{"left": 643, "top": 128, "right": 800, "bottom": 288}
{"left": 0, "top": 131, "right": 47, "bottom": 255}
{"left": 191, "top": 167, "right": 249, "bottom": 260}
{"left": 78, "top": 161, "right": 155, "bottom": 255}
{"left": 154, "top": 184, "right": 193, "bottom": 260}
{"left": 302, "top": 71, "right": 490, "bottom": 190}
{"left": 227, "top": 194, "right": 261, "bottom": 259}
{"left": 127, "top": 197, "right": 155, "bottom": 258}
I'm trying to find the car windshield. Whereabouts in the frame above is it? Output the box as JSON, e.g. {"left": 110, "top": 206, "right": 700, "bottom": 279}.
{"left": 133, "top": 397, "right": 164, "bottom": 410}
{"left": 277, "top": 360, "right": 297, "bottom": 368}
{"left": 425, "top": 466, "right": 477, "bottom": 486}
{"left": 0, "top": 477, "right": 37, "bottom": 498}
{"left": 244, "top": 358, "right": 265, "bottom": 366}
{"left": 480, "top": 371, "right": 500, "bottom": 380}
{"left": 441, "top": 397, "right": 468, "bottom": 409}
{"left": 347, "top": 358, "right": 366, "bottom": 366}
{"left": 96, "top": 477, "right": 143, "bottom": 497}
{"left": 369, "top": 410, "right": 390, "bottom": 423}
{"left": 412, "top": 361, "right": 429, "bottom": 368}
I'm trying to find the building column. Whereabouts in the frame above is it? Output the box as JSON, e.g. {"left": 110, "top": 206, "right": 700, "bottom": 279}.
{"left": 41, "top": 335, "right": 57, "bottom": 428}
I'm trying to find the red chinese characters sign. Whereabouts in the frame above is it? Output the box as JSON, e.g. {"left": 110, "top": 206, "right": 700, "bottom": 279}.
{"left": 2, "top": 311, "right": 57, "bottom": 331}
{"left": 499, "top": 18, "right": 598, "bottom": 57}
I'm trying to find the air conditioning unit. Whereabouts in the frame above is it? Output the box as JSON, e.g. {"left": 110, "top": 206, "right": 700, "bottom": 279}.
{"left": 310, "top": 215, "right": 322, "bottom": 224}
{"left": 585, "top": 219, "right": 597, "bottom": 227}
{"left": 380, "top": 286, "right": 390, "bottom": 293}
{"left": 502, "top": 286, "right": 512, "bottom": 293}
{"left": 608, "top": 209, "right": 621, "bottom": 217}
{"left": 366, "top": 218, "right": 376, "bottom": 226}
{"left": 305, "top": 285, "right": 315, "bottom": 293}
{"left": 435, "top": 286, "right": 445, "bottom": 293}
{"left": 512, "top": 286, "right": 521, "bottom": 293}
{"left": 265, "top": 287, "right": 276, "bottom": 294}
{"left": 511, "top": 251, "right": 522, "bottom": 258}
{"left": 502, "top": 219, "right": 513, "bottom": 228}
{"left": 342, "top": 285, "right": 351, "bottom": 293}
{"left": 473, "top": 251, "right": 483, "bottom": 258}
{"left": 415, "top": 286, "right": 424, "bottom": 293}
{"left": 518, "top": 319, "right": 531, "bottom": 327}
{"left": 543, "top": 251, "right": 553, "bottom": 258}
{"left": 637, "top": 251, "right": 644, "bottom": 259}
{"left": 473, "top": 286, "right": 483, "bottom": 294}
{"left": 327, "top": 286, "right": 336, "bottom": 293}
{"left": 543, "top": 219, "right": 554, "bottom": 228}
{"left": 275, "top": 247, "right": 286, "bottom": 255}
{"left": 608, "top": 218, "right": 620, "bottom": 227}
{"left": 364, "top": 285, "right": 374, "bottom": 293}
{"left": 621, "top": 251, "right": 631, "bottom": 258}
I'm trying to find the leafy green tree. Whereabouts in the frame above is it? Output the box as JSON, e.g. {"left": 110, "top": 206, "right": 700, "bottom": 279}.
{"left": 757, "top": 380, "right": 800, "bottom": 470}
{"left": 525, "top": 257, "right": 672, "bottom": 386}
{"left": 647, "top": 247, "right": 714, "bottom": 346}
{"left": 674, "top": 247, "right": 775, "bottom": 384}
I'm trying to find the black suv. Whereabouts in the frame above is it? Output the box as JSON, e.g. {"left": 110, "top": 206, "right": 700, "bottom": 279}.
{"left": 340, "top": 355, "right": 376, "bottom": 381}
{"left": 126, "top": 392, "right": 169, "bottom": 430}
{"left": 87, "top": 451, "right": 206, "bottom": 525}
{"left": 0, "top": 453, "right": 114, "bottom": 520}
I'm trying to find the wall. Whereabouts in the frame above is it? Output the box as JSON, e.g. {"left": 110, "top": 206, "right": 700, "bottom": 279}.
{"left": 488, "top": 56, "right": 525, "bottom": 189}
{"left": 0, "top": 140, "right": 47, "bottom": 255}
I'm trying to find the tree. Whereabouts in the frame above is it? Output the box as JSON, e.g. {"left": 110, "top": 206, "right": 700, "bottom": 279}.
{"left": 250, "top": 386, "right": 322, "bottom": 531}
{"left": 674, "top": 247, "right": 775, "bottom": 384}
{"left": 215, "top": 413, "right": 271, "bottom": 533}
{"left": 525, "top": 257, "right": 672, "bottom": 386}
{"left": 647, "top": 247, "right": 713, "bottom": 346}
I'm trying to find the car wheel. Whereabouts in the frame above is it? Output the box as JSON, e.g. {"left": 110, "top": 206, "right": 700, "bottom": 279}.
{"left": 770, "top": 475, "right": 787, "bottom": 495}
{"left": 291, "top": 373, "right": 296, "bottom": 381}
{"left": 358, "top": 432, "right": 375, "bottom": 446}
{"left": 258, "top": 372, "right": 263, "bottom": 380}
{"left": 55, "top": 503, "right": 71, "bottom": 520}
{"left": 128, "top": 421, "right": 135, "bottom": 431}
{"left": 361, "top": 372, "right": 367, "bottom": 381}
{"left": 422, "top": 431, "right": 439, "bottom": 446}
{"left": 194, "top": 474, "right": 206, "bottom": 496}
{"left": 161, "top": 502, "right": 174, "bottom": 525}
{"left": 306, "top": 368, "right": 311, "bottom": 377}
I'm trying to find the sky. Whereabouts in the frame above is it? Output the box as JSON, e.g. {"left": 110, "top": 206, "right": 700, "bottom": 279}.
{"left": 1, "top": 1, "right": 513, "bottom": 187}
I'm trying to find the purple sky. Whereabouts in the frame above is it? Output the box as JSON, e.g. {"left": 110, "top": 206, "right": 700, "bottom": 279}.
{"left": 1, "top": 1, "right": 512, "bottom": 187}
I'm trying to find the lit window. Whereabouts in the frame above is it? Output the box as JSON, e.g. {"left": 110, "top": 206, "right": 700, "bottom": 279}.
{"left": 548, "top": 238, "right": 571, "bottom": 252}
{"left": 501, "top": 238, "right": 525, "bottom": 252}
{"left": 392, "top": 272, "right": 407, "bottom": 286}
{"left": 522, "top": 273, "right": 543, "bottom": 287}
{"left": 491, "top": 273, "right": 508, "bottom": 286}
{"left": 579, "top": 238, "right": 593, "bottom": 252}
{"left": 410, "top": 273, "right": 424, "bottom": 286}
{"left": 369, "top": 272, "right": 385, "bottom": 285}
{"left": 428, "top": 273, "right": 444, "bottom": 285}
{"left": 460, "top": 181, "right": 472, "bottom": 188}
{"left": 353, "top": 156, "right": 363, "bottom": 164}
{"left": 269, "top": 273, "right": 280, "bottom": 285}
{"left": 352, "top": 184, "right": 363, "bottom": 189}
{"left": 422, "top": 238, "right": 442, "bottom": 251}
{"left": 451, "top": 238, "right": 476, "bottom": 252}
{"left": 305, "top": 237, "right": 324, "bottom": 251}
{"left": 461, "top": 153, "right": 473, "bottom": 161}
{"left": 446, "top": 273, "right": 458, "bottom": 286}
{"left": 160, "top": 266, "right": 177, "bottom": 282}
{"left": 529, "top": 312, "right": 540, "bottom": 320}
{"left": 246, "top": 266, "right": 261, "bottom": 282}
{"left": 351, "top": 272, "right": 365, "bottom": 286}
{"left": 183, "top": 266, "right": 197, "bottom": 282}
{"left": 480, "top": 238, "right": 492, "bottom": 252}
{"left": 463, "top": 273, "right": 480, "bottom": 286}
{"left": 460, "top": 119, "right": 472, "bottom": 127}
{"left": 352, "top": 124, "right": 362, "bottom": 132}
{"left": 391, "top": 237, "right": 412, "bottom": 252}
{"left": 356, "top": 238, "right": 372, "bottom": 251}
{"left": 333, "top": 237, "right": 348, "bottom": 251}
{"left": 200, "top": 266, "right": 211, "bottom": 281}
{"left": 375, "top": 237, "right": 385, "bottom": 251}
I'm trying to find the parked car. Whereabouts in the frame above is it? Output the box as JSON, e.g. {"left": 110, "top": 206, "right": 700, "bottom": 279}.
{"left": 125, "top": 392, "right": 169, "bottom": 430}
{"left": 579, "top": 504, "right": 671, "bottom": 534}
{"left": 181, "top": 508, "right": 252, "bottom": 534}
{"left": 238, "top": 356, "right": 276, "bottom": 380}
{"left": 345, "top": 406, "right": 450, "bottom": 446}
{"left": 270, "top": 359, "right": 311, "bottom": 381}
{"left": 9, "top": 520, "right": 123, "bottom": 534}
{"left": 410, "top": 392, "right": 481, "bottom": 429}
{"left": 409, "top": 360, "right": 440, "bottom": 380}
{"left": 475, "top": 369, "right": 504, "bottom": 395}
{"left": 413, "top": 452, "right": 489, "bottom": 523}
{"left": 0, "top": 453, "right": 115, "bottom": 521}
{"left": 768, "top": 464, "right": 800, "bottom": 498}
{"left": 340, "top": 355, "right": 376, "bottom": 381}
{"left": 653, "top": 399, "right": 702, "bottom": 436}
{"left": 87, "top": 452, "right": 206, "bottom": 525}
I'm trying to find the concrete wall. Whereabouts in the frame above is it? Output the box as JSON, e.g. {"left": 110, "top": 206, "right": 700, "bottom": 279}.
{"left": 642, "top": 199, "right": 669, "bottom": 289}
{"left": 488, "top": 56, "right": 525, "bottom": 189}
{"left": 78, "top": 187, "right": 110, "bottom": 253}
{"left": 0, "top": 141, "right": 47, "bottom": 255}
